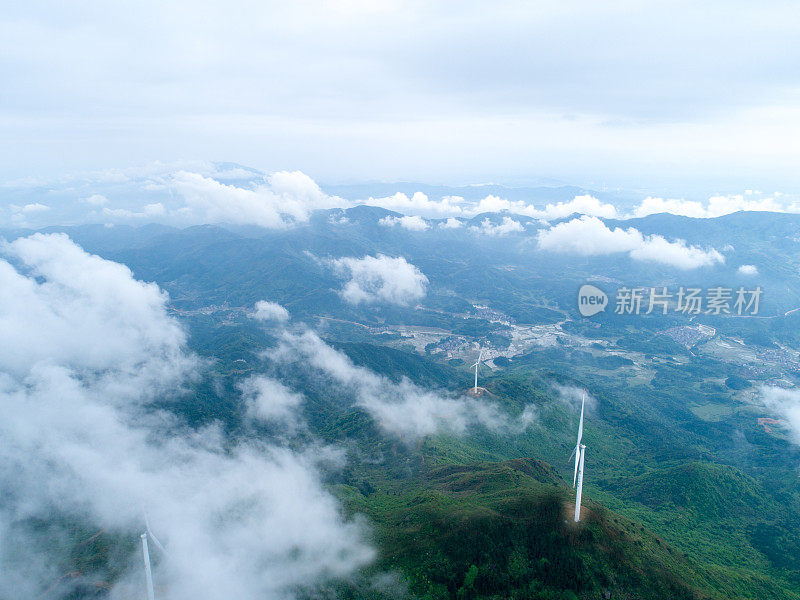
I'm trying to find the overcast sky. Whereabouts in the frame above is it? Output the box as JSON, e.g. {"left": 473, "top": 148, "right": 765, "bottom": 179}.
{"left": 2, "top": 1, "right": 800, "bottom": 193}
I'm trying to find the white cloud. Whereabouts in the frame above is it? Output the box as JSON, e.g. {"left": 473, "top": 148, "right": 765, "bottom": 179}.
{"left": 14, "top": 156, "right": 800, "bottom": 231}
{"left": 471, "top": 216, "right": 524, "bottom": 235}
{"left": 470, "top": 194, "right": 516, "bottom": 214}
{"left": 536, "top": 194, "right": 618, "bottom": 220}
{"left": 367, "top": 191, "right": 616, "bottom": 222}
{"left": 627, "top": 235, "right": 724, "bottom": 270}
{"left": 170, "top": 170, "right": 346, "bottom": 228}
{"left": 0, "top": 233, "right": 190, "bottom": 379}
{"left": 14, "top": 158, "right": 800, "bottom": 231}
{"left": 13, "top": 202, "right": 50, "bottom": 213}
{"left": 82, "top": 193, "right": 109, "bottom": 206}
{"left": 469, "top": 194, "right": 616, "bottom": 221}
{"left": 239, "top": 375, "right": 304, "bottom": 426}
{"left": 537, "top": 215, "right": 724, "bottom": 269}
{"left": 555, "top": 384, "right": 598, "bottom": 412}
{"left": 330, "top": 254, "right": 428, "bottom": 306}
{"left": 272, "top": 329, "right": 537, "bottom": 440}
{"left": 631, "top": 196, "right": 708, "bottom": 218}
{"left": 632, "top": 193, "right": 793, "bottom": 218}
{"left": 367, "top": 192, "right": 465, "bottom": 216}
{"left": 738, "top": 264, "right": 759, "bottom": 276}
{"left": 366, "top": 190, "right": 614, "bottom": 225}
{"left": 539, "top": 217, "right": 644, "bottom": 255}
{"left": 760, "top": 387, "right": 800, "bottom": 447}
{"left": 0, "top": 234, "right": 373, "bottom": 599}
{"left": 379, "top": 214, "right": 430, "bottom": 231}
{"left": 439, "top": 217, "right": 464, "bottom": 229}
{"left": 251, "top": 300, "right": 290, "bottom": 322}
{"left": 4, "top": 203, "right": 52, "bottom": 227}
{"left": 328, "top": 212, "right": 350, "bottom": 226}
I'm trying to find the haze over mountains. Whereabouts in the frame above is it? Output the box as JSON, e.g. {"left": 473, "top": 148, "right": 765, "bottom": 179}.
{"left": 2, "top": 161, "right": 798, "bottom": 230}
{"left": 4, "top": 162, "right": 799, "bottom": 318}
{"left": 3, "top": 163, "right": 800, "bottom": 599}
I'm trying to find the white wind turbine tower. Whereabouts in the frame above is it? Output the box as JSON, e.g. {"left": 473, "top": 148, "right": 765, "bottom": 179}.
{"left": 567, "top": 389, "right": 587, "bottom": 522}
{"left": 140, "top": 515, "right": 168, "bottom": 600}
{"left": 574, "top": 443, "right": 586, "bottom": 523}
{"left": 471, "top": 348, "right": 483, "bottom": 394}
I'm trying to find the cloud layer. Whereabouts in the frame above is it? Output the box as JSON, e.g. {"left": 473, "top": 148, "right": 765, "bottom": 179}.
{"left": 738, "top": 264, "right": 759, "bottom": 276}
{"left": 631, "top": 193, "right": 796, "bottom": 219}
{"left": 368, "top": 192, "right": 466, "bottom": 216}
{"left": 239, "top": 375, "right": 304, "bottom": 427}
{"left": 5, "top": 161, "right": 800, "bottom": 232}
{"left": 252, "top": 300, "right": 291, "bottom": 322}
{"left": 0, "top": 234, "right": 372, "bottom": 599}
{"left": 379, "top": 214, "right": 430, "bottom": 231}
{"left": 170, "top": 170, "right": 345, "bottom": 228}
{"left": 330, "top": 254, "right": 429, "bottom": 306}
{"left": 4, "top": 2, "right": 800, "bottom": 187}
{"left": 471, "top": 216, "right": 525, "bottom": 236}
{"left": 537, "top": 216, "right": 724, "bottom": 269}
{"left": 272, "top": 329, "right": 536, "bottom": 440}
{"left": 760, "top": 386, "right": 800, "bottom": 447}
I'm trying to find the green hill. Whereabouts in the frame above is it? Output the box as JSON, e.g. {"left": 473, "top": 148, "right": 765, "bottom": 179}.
{"left": 339, "top": 460, "right": 746, "bottom": 600}
{"left": 599, "top": 462, "right": 768, "bottom": 520}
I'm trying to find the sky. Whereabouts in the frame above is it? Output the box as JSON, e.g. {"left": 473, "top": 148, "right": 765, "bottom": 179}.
{"left": 2, "top": 1, "right": 800, "bottom": 193}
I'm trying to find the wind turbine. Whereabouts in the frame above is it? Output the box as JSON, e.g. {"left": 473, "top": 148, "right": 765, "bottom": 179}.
{"left": 471, "top": 349, "right": 483, "bottom": 394}
{"left": 568, "top": 389, "right": 586, "bottom": 487}
{"left": 567, "top": 389, "right": 587, "bottom": 522}
{"left": 140, "top": 515, "right": 167, "bottom": 600}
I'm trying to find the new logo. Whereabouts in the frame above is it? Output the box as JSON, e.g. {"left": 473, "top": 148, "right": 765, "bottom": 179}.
{"left": 578, "top": 284, "right": 608, "bottom": 317}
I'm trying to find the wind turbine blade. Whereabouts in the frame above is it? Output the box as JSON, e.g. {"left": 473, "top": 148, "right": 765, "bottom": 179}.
{"left": 141, "top": 533, "right": 155, "bottom": 600}
{"left": 145, "top": 514, "right": 168, "bottom": 556}
{"left": 147, "top": 528, "right": 168, "bottom": 556}
{"left": 573, "top": 445, "right": 580, "bottom": 487}
{"left": 569, "top": 444, "right": 579, "bottom": 487}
